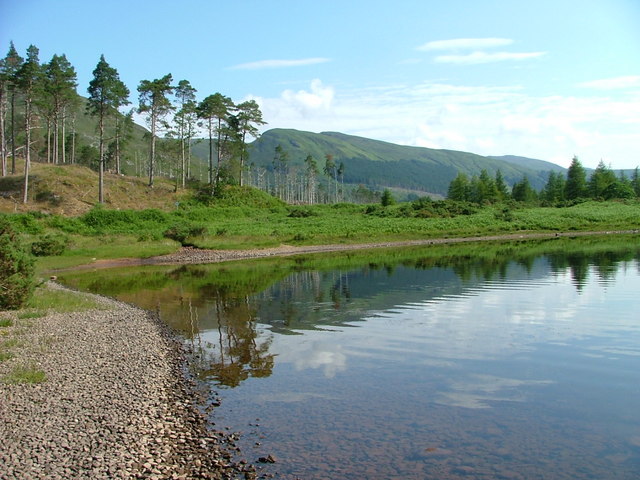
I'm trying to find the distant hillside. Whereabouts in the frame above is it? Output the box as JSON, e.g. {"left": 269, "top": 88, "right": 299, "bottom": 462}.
{"left": 489, "top": 155, "right": 566, "bottom": 173}
{"left": 242, "top": 129, "right": 558, "bottom": 196}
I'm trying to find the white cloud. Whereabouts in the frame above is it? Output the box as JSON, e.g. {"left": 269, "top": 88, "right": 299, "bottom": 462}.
{"left": 254, "top": 79, "right": 640, "bottom": 169}
{"left": 417, "top": 38, "right": 513, "bottom": 51}
{"left": 578, "top": 75, "right": 640, "bottom": 90}
{"left": 435, "top": 51, "right": 546, "bottom": 65}
{"left": 253, "top": 78, "right": 334, "bottom": 121}
{"left": 229, "top": 57, "right": 330, "bottom": 70}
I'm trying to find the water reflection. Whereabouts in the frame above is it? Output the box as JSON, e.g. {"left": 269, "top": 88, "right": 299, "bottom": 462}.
{"left": 57, "top": 236, "right": 640, "bottom": 479}
{"left": 58, "top": 236, "right": 640, "bottom": 390}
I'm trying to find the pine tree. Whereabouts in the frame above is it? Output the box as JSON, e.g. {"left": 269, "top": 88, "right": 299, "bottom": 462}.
{"left": 42, "top": 54, "right": 77, "bottom": 164}
{"left": 495, "top": 170, "right": 509, "bottom": 201}
{"left": 632, "top": 167, "right": 640, "bottom": 197}
{"left": 588, "top": 160, "right": 616, "bottom": 198}
{"left": 14, "top": 45, "right": 42, "bottom": 203}
{"left": 324, "top": 154, "right": 337, "bottom": 203}
{"left": 0, "top": 42, "right": 23, "bottom": 175}
{"left": 138, "top": 74, "right": 174, "bottom": 187}
{"left": 235, "top": 100, "right": 265, "bottom": 186}
{"left": 173, "top": 80, "right": 197, "bottom": 189}
{"left": 565, "top": 156, "right": 587, "bottom": 200}
{"left": 511, "top": 176, "right": 536, "bottom": 203}
{"left": 196, "top": 93, "right": 233, "bottom": 188}
{"left": 304, "top": 154, "right": 319, "bottom": 204}
{"left": 381, "top": 188, "right": 395, "bottom": 206}
{"left": 447, "top": 172, "right": 470, "bottom": 201}
{"left": 87, "top": 55, "right": 130, "bottom": 203}
{"left": 542, "top": 171, "right": 566, "bottom": 203}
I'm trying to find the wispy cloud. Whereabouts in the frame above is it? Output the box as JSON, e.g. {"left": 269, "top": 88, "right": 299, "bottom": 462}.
{"left": 229, "top": 57, "right": 330, "bottom": 70}
{"left": 417, "top": 37, "right": 546, "bottom": 65}
{"left": 435, "top": 51, "right": 546, "bottom": 65}
{"left": 579, "top": 75, "right": 640, "bottom": 90}
{"left": 417, "top": 38, "right": 513, "bottom": 51}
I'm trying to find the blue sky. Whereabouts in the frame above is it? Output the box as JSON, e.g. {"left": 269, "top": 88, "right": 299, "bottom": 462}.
{"left": 2, "top": 0, "right": 639, "bottom": 168}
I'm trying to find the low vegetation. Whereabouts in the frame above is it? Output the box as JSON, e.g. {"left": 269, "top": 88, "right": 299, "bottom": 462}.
{"left": 0, "top": 282, "right": 107, "bottom": 385}
{"left": 0, "top": 159, "right": 639, "bottom": 311}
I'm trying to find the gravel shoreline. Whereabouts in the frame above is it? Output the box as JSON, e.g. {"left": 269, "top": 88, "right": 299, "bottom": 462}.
{"left": 0, "top": 282, "right": 253, "bottom": 480}
{"left": 68, "top": 229, "right": 639, "bottom": 271}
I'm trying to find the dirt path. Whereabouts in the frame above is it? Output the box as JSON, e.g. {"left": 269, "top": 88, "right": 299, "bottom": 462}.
{"left": 68, "top": 229, "right": 639, "bottom": 271}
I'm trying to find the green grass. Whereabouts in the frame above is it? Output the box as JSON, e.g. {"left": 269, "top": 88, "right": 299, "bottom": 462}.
{"left": 0, "top": 318, "right": 13, "bottom": 328}
{"left": 2, "top": 364, "right": 46, "bottom": 384}
{"left": 25, "top": 286, "right": 106, "bottom": 313}
{"left": 4, "top": 198, "right": 639, "bottom": 271}
{"left": 0, "top": 351, "right": 13, "bottom": 362}
{"left": 17, "top": 312, "right": 43, "bottom": 319}
{"left": 35, "top": 235, "right": 180, "bottom": 272}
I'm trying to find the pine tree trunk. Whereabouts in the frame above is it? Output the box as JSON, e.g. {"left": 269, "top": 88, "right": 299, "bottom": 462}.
{"left": 10, "top": 91, "right": 17, "bottom": 174}
{"left": 53, "top": 113, "right": 59, "bottom": 164}
{"left": 61, "top": 106, "right": 66, "bottom": 163}
{"left": 148, "top": 113, "right": 156, "bottom": 187}
{"left": 208, "top": 122, "right": 214, "bottom": 186}
{"left": 46, "top": 119, "right": 51, "bottom": 163}
{"left": 0, "top": 91, "right": 6, "bottom": 177}
{"left": 180, "top": 136, "right": 185, "bottom": 189}
{"left": 187, "top": 139, "right": 192, "bottom": 181}
{"left": 70, "top": 115, "right": 76, "bottom": 164}
{"left": 22, "top": 100, "right": 31, "bottom": 204}
{"left": 98, "top": 115, "right": 105, "bottom": 203}
{"left": 114, "top": 115, "right": 121, "bottom": 174}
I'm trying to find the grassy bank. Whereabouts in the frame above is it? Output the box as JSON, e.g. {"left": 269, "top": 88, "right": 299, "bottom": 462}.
{"left": 1, "top": 196, "right": 639, "bottom": 273}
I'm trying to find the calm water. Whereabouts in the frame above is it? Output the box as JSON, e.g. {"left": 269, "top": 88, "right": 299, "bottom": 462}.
{"left": 59, "top": 239, "right": 640, "bottom": 479}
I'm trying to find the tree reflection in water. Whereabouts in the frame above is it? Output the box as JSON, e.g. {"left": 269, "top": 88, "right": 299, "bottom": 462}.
{"left": 193, "top": 293, "right": 274, "bottom": 388}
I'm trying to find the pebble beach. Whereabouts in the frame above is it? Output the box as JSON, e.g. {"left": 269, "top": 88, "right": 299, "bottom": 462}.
{"left": 0, "top": 283, "right": 252, "bottom": 480}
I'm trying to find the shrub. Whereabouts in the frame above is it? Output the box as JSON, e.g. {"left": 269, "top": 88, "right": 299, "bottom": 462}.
{"left": 381, "top": 189, "right": 395, "bottom": 207}
{"left": 287, "top": 207, "right": 316, "bottom": 218}
{"left": 163, "top": 222, "right": 207, "bottom": 246}
{"left": 2, "top": 213, "right": 44, "bottom": 235}
{"left": 0, "top": 219, "right": 35, "bottom": 310}
{"left": 31, "top": 234, "right": 69, "bottom": 256}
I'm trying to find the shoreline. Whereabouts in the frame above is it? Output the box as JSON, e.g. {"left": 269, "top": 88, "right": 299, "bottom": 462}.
{"left": 0, "top": 282, "right": 255, "bottom": 479}
{"left": 74, "top": 229, "right": 639, "bottom": 271}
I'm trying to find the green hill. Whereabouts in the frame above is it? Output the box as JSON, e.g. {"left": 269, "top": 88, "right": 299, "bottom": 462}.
{"left": 489, "top": 155, "right": 566, "bottom": 173}
{"left": 242, "top": 129, "right": 557, "bottom": 196}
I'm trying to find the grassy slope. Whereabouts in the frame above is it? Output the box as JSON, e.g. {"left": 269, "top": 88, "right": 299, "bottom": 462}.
{"left": 0, "top": 162, "right": 185, "bottom": 216}
{"left": 238, "top": 129, "right": 553, "bottom": 194}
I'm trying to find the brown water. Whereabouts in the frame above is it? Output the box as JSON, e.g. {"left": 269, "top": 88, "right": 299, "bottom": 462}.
{"left": 59, "top": 241, "right": 640, "bottom": 479}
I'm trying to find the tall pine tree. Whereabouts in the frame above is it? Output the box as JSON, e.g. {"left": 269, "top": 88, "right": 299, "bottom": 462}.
{"left": 235, "top": 100, "right": 265, "bottom": 186}
{"left": 196, "top": 93, "right": 234, "bottom": 188}
{"left": 87, "top": 55, "right": 129, "bottom": 203}
{"left": 173, "top": 80, "right": 197, "bottom": 189}
{"left": 138, "top": 74, "right": 174, "bottom": 187}
{"left": 565, "top": 156, "right": 587, "bottom": 200}
{"left": 42, "top": 54, "right": 77, "bottom": 164}
{"left": 0, "top": 42, "right": 23, "bottom": 175}
{"left": 14, "top": 45, "right": 42, "bottom": 203}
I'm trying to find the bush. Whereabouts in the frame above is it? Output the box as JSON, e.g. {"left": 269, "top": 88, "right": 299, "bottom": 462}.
{"left": 381, "top": 189, "right": 395, "bottom": 207}
{"left": 0, "top": 219, "right": 35, "bottom": 310}
{"left": 2, "top": 213, "right": 44, "bottom": 235}
{"left": 287, "top": 207, "right": 316, "bottom": 218}
{"left": 31, "top": 234, "right": 69, "bottom": 256}
{"left": 163, "top": 222, "right": 207, "bottom": 246}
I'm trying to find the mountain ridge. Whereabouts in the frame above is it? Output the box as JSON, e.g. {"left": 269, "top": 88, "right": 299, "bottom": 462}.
{"left": 243, "top": 128, "right": 560, "bottom": 195}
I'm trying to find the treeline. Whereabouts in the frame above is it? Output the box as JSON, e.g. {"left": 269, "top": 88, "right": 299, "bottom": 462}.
{"left": 447, "top": 156, "right": 640, "bottom": 204}
{"left": 0, "top": 41, "right": 266, "bottom": 204}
